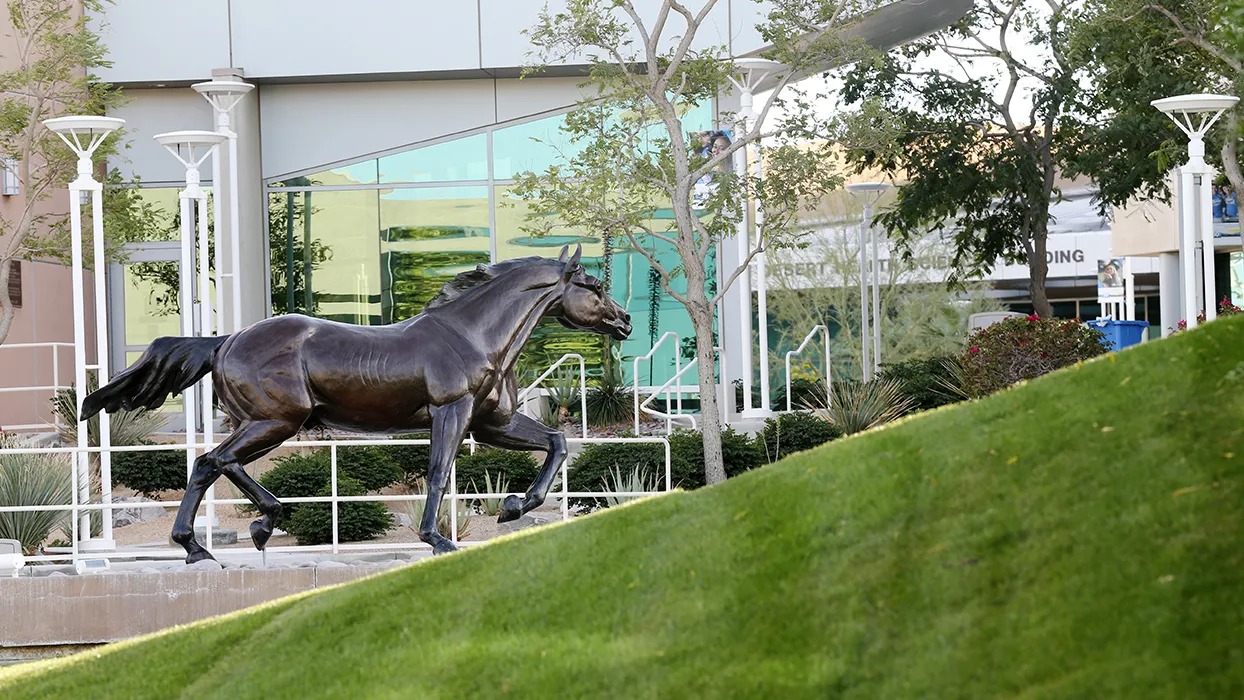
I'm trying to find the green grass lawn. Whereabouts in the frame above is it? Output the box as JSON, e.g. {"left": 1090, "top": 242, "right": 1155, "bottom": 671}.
{"left": 3, "top": 317, "right": 1243, "bottom": 699}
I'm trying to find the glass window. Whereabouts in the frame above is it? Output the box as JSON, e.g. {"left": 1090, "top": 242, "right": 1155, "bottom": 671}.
{"left": 124, "top": 187, "right": 183, "bottom": 242}
{"left": 380, "top": 134, "right": 488, "bottom": 184}
{"left": 270, "top": 189, "right": 382, "bottom": 324}
{"left": 1077, "top": 300, "right": 1100, "bottom": 320}
{"left": 379, "top": 186, "right": 491, "bottom": 323}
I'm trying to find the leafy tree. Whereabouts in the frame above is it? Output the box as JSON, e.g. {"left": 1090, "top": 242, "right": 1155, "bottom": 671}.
{"left": 767, "top": 229, "right": 1005, "bottom": 383}
{"left": 510, "top": 0, "right": 884, "bottom": 485}
{"left": 840, "top": 0, "right": 1083, "bottom": 318}
{"left": 0, "top": 0, "right": 165, "bottom": 344}
{"left": 1064, "top": 0, "right": 1241, "bottom": 209}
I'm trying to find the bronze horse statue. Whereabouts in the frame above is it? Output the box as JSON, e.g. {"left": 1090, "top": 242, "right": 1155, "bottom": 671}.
{"left": 81, "top": 245, "right": 631, "bottom": 563}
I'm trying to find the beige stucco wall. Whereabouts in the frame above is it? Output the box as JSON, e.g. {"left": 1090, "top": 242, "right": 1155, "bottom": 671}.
{"left": 1111, "top": 172, "right": 1180, "bottom": 257}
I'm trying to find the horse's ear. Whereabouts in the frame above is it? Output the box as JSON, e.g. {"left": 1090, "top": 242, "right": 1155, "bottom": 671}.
{"left": 557, "top": 245, "right": 570, "bottom": 262}
{"left": 562, "top": 244, "right": 583, "bottom": 281}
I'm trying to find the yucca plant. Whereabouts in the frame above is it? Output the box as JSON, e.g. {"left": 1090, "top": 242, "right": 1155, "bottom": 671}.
{"left": 0, "top": 435, "right": 73, "bottom": 554}
{"left": 601, "top": 463, "right": 660, "bottom": 508}
{"left": 403, "top": 477, "right": 471, "bottom": 541}
{"left": 545, "top": 367, "right": 582, "bottom": 427}
{"left": 470, "top": 469, "right": 510, "bottom": 517}
{"left": 803, "top": 378, "right": 915, "bottom": 436}
{"left": 51, "top": 379, "right": 167, "bottom": 448}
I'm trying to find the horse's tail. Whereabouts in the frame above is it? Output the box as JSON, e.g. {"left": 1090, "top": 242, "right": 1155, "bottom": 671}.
{"left": 81, "top": 335, "right": 230, "bottom": 419}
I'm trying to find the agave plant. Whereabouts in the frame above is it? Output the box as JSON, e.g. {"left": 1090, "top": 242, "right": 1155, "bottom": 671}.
{"left": 403, "top": 476, "right": 471, "bottom": 541}
{"left": 470, "top": 469, "right": 511, "bottom": 517}
{"left": 0, "top": 435, "right": 73, "bottom": 554}
{"left": 586, "top": 344, "right": 634, "bottom": 428}
{"left": 601, "top": 463, "right": 660, "bottom": 508}
{"left": 803, "top": 377, "right": 915, "bottom": 436}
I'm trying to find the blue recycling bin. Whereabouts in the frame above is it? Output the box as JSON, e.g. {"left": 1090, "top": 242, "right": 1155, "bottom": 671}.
{"left": 1084, "top": 318, "right": 1150, "bottom": 352}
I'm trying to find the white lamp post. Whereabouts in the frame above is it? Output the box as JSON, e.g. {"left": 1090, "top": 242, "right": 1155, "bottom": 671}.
{"left": 846, "top": 182, "right": 892, "bottom": 380}
{"left": 42, "top": 115, "right": 125, "bottom": 552}
{"left": 192, "top": 76, "right": 253, "bottom": 336}
{"left": 1151, "top": 94, "right": 1239, "bottom": 328}
{"left": 727, "top": 58, "right": 785, "bottom": 417}
{"left": 154, "top": 130, "right": 226, "bottom": 549}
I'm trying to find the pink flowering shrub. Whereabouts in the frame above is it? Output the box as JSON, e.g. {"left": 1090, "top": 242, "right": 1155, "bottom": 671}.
{"left": 1174, "top": 297, "right": 1241, "bottom": 332}
{"left": 960, "top": 314, "right": 1109, "bottom": 398}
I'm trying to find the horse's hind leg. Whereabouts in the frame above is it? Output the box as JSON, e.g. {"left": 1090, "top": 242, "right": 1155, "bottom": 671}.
{"left": 476, "top": 413, "right": 566, "bottom": 523}
{"left": 170, "top": 419, "right": 301, "bottom": 563}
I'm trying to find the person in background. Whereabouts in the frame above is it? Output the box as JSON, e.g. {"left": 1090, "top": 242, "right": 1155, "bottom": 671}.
{"left": 1213, "top": 185, "right": 1225, "bottom": 222}
{"left": 1226, "top": 187, "right": 1239, "bottom": 223}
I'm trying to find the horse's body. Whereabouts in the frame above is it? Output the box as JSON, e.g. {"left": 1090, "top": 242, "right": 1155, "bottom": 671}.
{"left": 82, "top": 246, "right": 630, "bottom": 562}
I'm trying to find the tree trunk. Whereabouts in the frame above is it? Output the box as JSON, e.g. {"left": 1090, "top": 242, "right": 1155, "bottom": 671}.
{"left": 1221, "top": 111, "right": 1244, "bottom": 226}
{"left": 689, "top": 297, "right": 726, "bottom": 485}
{"left": 1028, "top": 220, "right": 1053, "bottom": 318}
{"left": 0, "top": 258, "right": 14, "bottom": 346}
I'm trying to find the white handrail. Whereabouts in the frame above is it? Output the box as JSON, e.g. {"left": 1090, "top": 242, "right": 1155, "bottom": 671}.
{"left": 639, "top": 357, "right": 700, "bottom": 430}
{"left": 517, "top": 353, "right": 588, "bottom": 437}
{"left": 633, "top": 331, "right": 681, "bottom": 435}
{"left": 784, "top": 325, "right": 831, "bottom": 411}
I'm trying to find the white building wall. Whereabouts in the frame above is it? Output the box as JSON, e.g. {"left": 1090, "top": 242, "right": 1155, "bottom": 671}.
{"left": 92, "top": 0, "right": 774, "bottom": 85}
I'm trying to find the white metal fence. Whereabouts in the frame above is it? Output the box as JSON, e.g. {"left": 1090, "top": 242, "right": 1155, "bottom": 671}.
{"left": 0, "top": 435, "right": 672, "bottom": 565}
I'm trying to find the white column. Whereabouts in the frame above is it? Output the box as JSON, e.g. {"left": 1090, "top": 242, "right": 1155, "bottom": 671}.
{"left": 1199, "top": 168, "right": 1218, "bottom": 321}
{"left": 90, "top": 181, "right": 113, "bottom": 545}
{"left": 1179, "top": 166, "right": 1200, "bottom": 328}
{"left": 68, "top": 179, "right": 90, "bottom": 541}
{"left": 178, "top": 191, "right": 197, "bottom": 479}
{"left": 735, "top": 99, "right": 754, "bottom": 413}
{"left": 858, "top": 211, "right": 871, "bottom": 381}
{"left": 1159, "top": 252, "right": 1180, "bottom": 337}
{"left": 870, "top": 217, "right": 881, "bottom": 375}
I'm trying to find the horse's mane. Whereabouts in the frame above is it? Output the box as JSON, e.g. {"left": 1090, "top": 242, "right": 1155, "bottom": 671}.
{"left": 423, "top": 256, "right": 558, "bottom": 310}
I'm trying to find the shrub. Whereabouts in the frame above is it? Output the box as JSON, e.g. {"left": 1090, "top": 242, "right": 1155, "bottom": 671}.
{"left": 758, "top": 411, "right": 842, "bottom": 462}
{"left": 0, "top": 439, "right": 72, "bottom": 554}
{"left": 877, "top": 356, "right": 966, "bottom": 413}
{"left": 771, "top": 377, "right": 824, "bottom": 412}
{"left": 336, "top": 445, "right": 403, "bottom": 492}
{"left": 372, "top": 436, "right": 472, "bottom": 489}
{"left": 282, "top": 476, "right": 393, "bottom": 546}
{"left": 666, "top": 427, "right": 764, "bottom": 488}
{"left": 455, "top": 448, "right": 540, "bottom": 493}
{"left": 254, "top": 452, "right": 330, "bottom": 529}
{"left": 568, "top": 442, "right": 674, "bottom": 510}
{"left": 1174, "top": 296, "right": 1242, "bottom": 332}
{"left": 112, "top": 445, "right": 186, "bottom": 499}
{"left": 960, "top": 315, "right": 1109, "bottom": 397}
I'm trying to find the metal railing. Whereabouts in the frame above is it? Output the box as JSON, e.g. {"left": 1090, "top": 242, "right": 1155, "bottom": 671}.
{"left": 0, "top": 342, "right": 72, "bottom": 432}
{"left": 784, "top": 325, "right": 831, "bottom": 411}
{"left": 0, "top": 433, "right": 671, "bottom": 566}
{"left": 633, "top": 332, "right": 682, "bottom": 435}
{"left": 518, "top": 353, "right": 588, "bottom": 437}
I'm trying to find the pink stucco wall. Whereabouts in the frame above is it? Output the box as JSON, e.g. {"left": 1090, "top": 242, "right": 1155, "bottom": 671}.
{"left": 0, "top": 259, "right": 98, "bottom": 432}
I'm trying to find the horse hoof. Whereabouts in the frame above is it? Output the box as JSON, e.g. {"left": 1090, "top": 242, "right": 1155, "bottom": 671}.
{"left": 250, "top": 519, "right": 274, "bottom": 551}
{"left": 497, "top": 495, "right": 523, "bottom": 523}
{"left": 185, "top": 550, "right": 216, "bottom": 565}
{"left": 432, "top": 540, "right": 458, "bottom": 556}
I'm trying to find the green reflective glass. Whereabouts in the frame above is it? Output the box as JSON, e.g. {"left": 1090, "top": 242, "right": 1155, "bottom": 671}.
{"left": 379, "top": 134, "right": 488, "bottom": 184}
{"left": 270, "top": 189, "right": 381, "bottom": 324}
{"left": 379, "top": 186, "right": 491, "bottom": 323}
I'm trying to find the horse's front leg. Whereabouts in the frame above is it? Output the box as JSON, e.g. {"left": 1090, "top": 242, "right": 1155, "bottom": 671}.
{"left": 475, "top": 413, "right": 566, "bottom": 523}
{"left": 420, "top": 395, "right": 474, "bottom": 555}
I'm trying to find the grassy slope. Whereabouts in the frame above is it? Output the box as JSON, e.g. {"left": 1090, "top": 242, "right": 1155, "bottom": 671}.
{"left": 3, "top": 318, "right": 1243, "bottom": 699}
